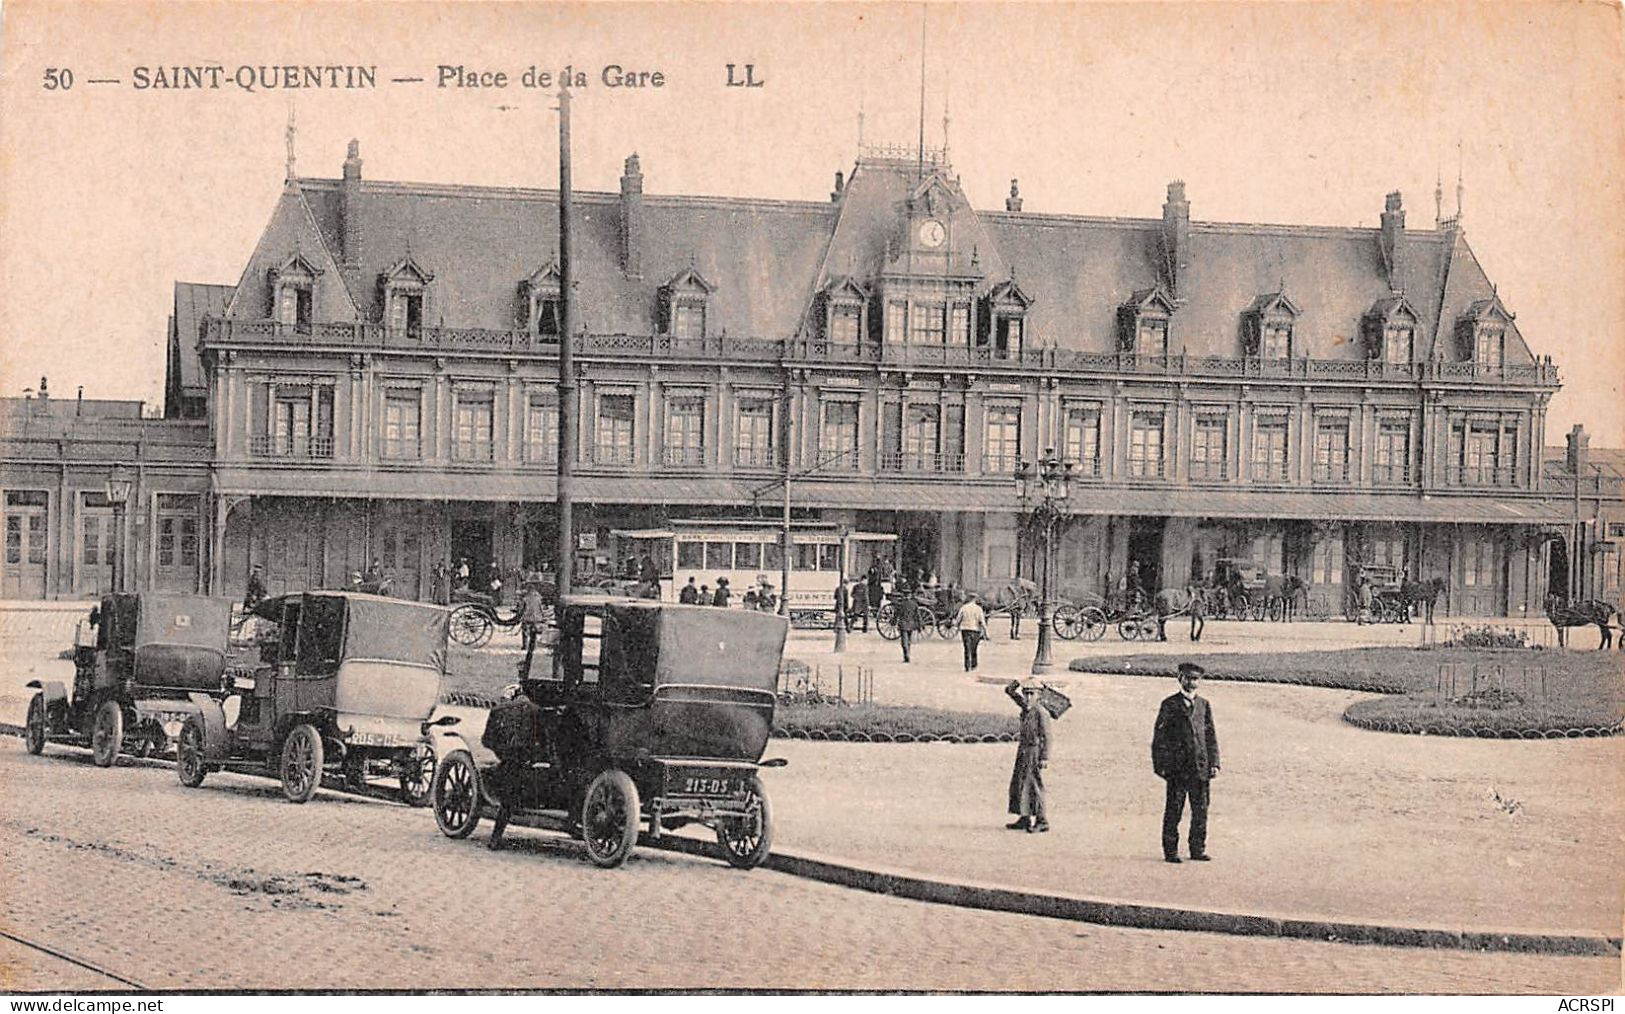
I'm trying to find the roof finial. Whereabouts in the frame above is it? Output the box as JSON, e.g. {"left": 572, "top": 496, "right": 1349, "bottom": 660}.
{"left": 1434, "top": 166, "right": 1443, "bottom": 226}
{"left": 942, "top": 94, "right": 951, "bottom": 167}
{"left": 285, "top": 100, "right": 297, "bottom": 180}
{"left": 916, "top": 5, "right": 928, "bottom": 178}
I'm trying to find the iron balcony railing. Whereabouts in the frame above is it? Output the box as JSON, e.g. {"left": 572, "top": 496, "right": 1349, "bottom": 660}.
{"left": 1371, "top": 463, "right": 1412, "bottom": 484}
{"left": 203, "top": 318, "right": 1562, "bottom": 387}
{"left": 1312, "top": 461, "right": 1352, "bottom": 483}
{"left": 732, "top": 446, "right": 775, "bottom": 469}
{"left": 814, "top": 448, "right": 860, "bottom": 471}
{"left": 879, "top": 451, "right": 966, "bottom": 474}
{"left": 1125, "top": 456, "right": 1167, "bottom": 479}
{"left": 1449, "top": 465, "right": 1519, "bottom": 487}
{"left": 662, "top": 446, "right": 707, "bottom": 467}
{"left": 250, "top": 435, "right": 334, "bottom": 459}
{"left": 1251, "top": 459, "right": 1291, "bottom": 482}
{"left": 1188, "top": 462, "right": 1229, "bottom": 481}
{"left": 593, "top": 445, "right": 635, "bottom": 466}
{"left": 981, "top": 452, "right": 1021, "bottom": 474}
{"left": 452, "top": 441, "right": 493, "bottom": 463}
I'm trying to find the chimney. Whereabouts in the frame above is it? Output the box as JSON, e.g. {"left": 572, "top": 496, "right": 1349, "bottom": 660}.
{"left": 1005, "top": 179, "right": 1023, "bottom": 212}
{"left": 340, "top": 140, "right": 364, "bottom": 289}
{"left": 830, "top": 170, "right": 845, "bottom": 203}
{"left": 620, "top": 153, "right": 644, "bottom": 279}
{"left": 1566, "top": 424, "right": 1590, "bottom": 476}
{"left": 1161, "top": 180, "right": 1190, "bottom": 296}
{"left": 1380, "top": 191, "right": 1405, "bottom": 285}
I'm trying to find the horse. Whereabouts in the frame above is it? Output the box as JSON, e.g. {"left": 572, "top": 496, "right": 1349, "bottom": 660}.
{"left": 1261, "top": 574, "right": 1307, "bottom": 622}
{"left": 1547, "top": 598, "right": 1618, "bottom": 650}
{"left": 1400, "top": 577, "right": 1448, "bottom": 624}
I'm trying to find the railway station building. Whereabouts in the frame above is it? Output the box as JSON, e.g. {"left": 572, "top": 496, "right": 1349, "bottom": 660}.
{"left": 5, "top": 139, "right": 1616, "bottom": 617}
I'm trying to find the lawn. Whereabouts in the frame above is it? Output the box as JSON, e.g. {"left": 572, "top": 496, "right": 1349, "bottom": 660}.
{"left": 441, "top": 646, "right": 1016, "bottom": 742}
{"left": 1069, "top": 647, "right": 1624, "bottom": 736}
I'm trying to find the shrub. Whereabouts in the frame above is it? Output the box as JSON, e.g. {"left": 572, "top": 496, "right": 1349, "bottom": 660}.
{"left": 1442, "top": 624, "right": 1532, "bottom": 649}
{"left": 774, "top": 702, "right": 1017, "bottom": 743}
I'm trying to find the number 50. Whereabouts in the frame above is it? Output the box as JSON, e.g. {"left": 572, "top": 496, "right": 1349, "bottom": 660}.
{"left": 43, "top": 68, "right": 74, "bottom": 90}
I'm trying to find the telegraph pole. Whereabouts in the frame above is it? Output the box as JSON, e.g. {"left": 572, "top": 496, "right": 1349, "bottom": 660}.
{"left": 555, "top": 86, "right": 577, "bottom": 598}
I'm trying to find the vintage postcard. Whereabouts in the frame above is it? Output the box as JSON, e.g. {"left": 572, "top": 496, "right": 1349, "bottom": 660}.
{"left": 0, "top": 0, "right": 1621, "bottom": 998}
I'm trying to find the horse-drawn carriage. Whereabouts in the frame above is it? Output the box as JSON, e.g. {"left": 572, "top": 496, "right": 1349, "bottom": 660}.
{"left": 1357, "top": 563, "right": 1410, "bottom": 624}
{"left": 175, "top": 591, "right": 448, "bottom": 805}
{"left": 25, "top": 593, "right": 237, "bottom": 766}
{"left": 427, "top": 596, "right": 788, "bottom": 868}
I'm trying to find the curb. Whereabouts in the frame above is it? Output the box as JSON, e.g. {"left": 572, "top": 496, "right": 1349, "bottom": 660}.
{"left": 650, "top": 834, "right": 1620, "bottom": 958}
{"left": 6, "top": 723, "right": 1617, "bottom": 957}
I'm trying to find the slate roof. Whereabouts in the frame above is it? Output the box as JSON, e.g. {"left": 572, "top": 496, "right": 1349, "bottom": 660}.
{"left": 170, "top": 282, "right": 233, "bottom": 394}
{"left": 224, "top": 149, "right": 1537, "bottom": 367}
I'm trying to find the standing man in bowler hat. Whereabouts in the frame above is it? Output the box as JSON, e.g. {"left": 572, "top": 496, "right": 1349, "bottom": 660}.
{"left": 1151, "top": 662, "right": 1220, "bottom": 863}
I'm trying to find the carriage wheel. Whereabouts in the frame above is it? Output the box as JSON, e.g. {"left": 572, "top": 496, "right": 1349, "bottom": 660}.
{"left": 431, "top": 750, "right": 482, "bottom": 839}
{"left": 875, "top": 604, "right": 901, "bottom": 641}
{"left": 581, "top": 769, "right": 641, "bottom": 868}
{"left": 1268, "top": 597, "right": 1285, "bottom": 622}
{"left": 176, "top": 718, "right": 208, "bottom": 788}
{"left": 279, "top": 723, "right": 324, "bottom": 804}
{"left": 715, "top": 775, "right": 774, "bottom": 870}
{"left": 1136, "top": 617, "right": 1161, "bottom": 640}
{"left": 1078, "top": 606, "right": 1108, "bottom": 641}
{"left": 25, "top": 694, "right": 46, "bottom": 755}
{"left": 398, "top": 743, "right": 435, "bottom": 807}
{"left": 91, "top": 700, "right": 123, "bottom": 768}
{"left": 935, "top": 610, "right": 957, "bottom": 639}
{"left": 1118, "top": 618, "right": 1143, "bottom": 641}
{"left": 449, "top": 605, "right": 494, "bottom": 649}
{"left": 1052, "top": 604, "right": 1083, "bottom": 640}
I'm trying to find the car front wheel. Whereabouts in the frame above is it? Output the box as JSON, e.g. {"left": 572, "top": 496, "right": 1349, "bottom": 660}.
{"left": 431, "top": 750, "right": 482, "bottom": 838}
{"left": 176, "top": 718, "right": 208, "bottom": 788}
{"left": 280, "top": 723, "right": 324, "bottom": 804}
{"left": 581, "top": 769, "right": 640, "bottom": 868}
{"left": 91, "top": 700, "right": 123, "bottom": 767}
{"left": 25, "top": 694, "right": 47, "bottom": 755}
{"left": 399, "top": 744, "right": 435, "bottom": 807}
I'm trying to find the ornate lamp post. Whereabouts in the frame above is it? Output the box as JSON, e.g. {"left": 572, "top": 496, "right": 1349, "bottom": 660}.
{"left": 104, "top": 464, "right": 133, "bottom": 593}
{"left": 1014, "top": 449, "right": 1074, "bottom": 674}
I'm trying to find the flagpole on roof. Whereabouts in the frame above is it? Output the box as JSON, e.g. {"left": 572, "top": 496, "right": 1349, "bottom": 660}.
{"left": 555, "top": 85, "right": 577, "bottom": 600}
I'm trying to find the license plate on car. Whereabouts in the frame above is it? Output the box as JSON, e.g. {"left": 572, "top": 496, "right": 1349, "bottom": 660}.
{"left": 349, "top": 731, "right": 414, "bottom": 748}
{"left": 668, "top": 768, "right": 745, "bottom": 798}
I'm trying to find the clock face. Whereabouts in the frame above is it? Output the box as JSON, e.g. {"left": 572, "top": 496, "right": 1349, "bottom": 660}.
{"left": 918, "top": 219, "right": 946, "bottom": 249}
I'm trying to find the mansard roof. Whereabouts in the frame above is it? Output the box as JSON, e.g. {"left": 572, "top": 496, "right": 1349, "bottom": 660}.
{"left": 170, "top": 281, "right": 232, "bottom": 394}
{"left": 256, "top": 149, "right": 1535, "bottom": 366}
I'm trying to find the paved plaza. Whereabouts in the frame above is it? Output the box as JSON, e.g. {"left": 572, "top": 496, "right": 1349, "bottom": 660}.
{"left": 1, "top": 602, "right": 1621, "bottom": 991}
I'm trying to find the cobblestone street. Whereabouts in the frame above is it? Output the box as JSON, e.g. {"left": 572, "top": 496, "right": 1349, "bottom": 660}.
{"left": 0, "top": 738, "right": 1618, "bottom": 993}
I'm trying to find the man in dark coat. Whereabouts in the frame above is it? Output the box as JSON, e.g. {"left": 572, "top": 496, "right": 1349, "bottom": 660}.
{"left": 244, "top": 563, "right": 267, "bottom": 611}
{"left": 712, "top": 577, "right": 731, "bottom": 608}
{"left": 833, "top": 580, "right": 850, "bottom": 630}
{"left": 893, "top": 582, "right": 921, "bottom": 663}
{"left": 1004, "top": 679, "right": 1052, "bottom": 832}
{"left": 1152, "top": 662, "right": 1220, "bottom": 862}
{"left": 679, "top": 577, "right": 700, "bottom": 604}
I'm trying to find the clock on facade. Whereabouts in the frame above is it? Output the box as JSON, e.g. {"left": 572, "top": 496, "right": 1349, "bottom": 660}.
{"left": 917, "top": 219, "right": 946, "bottom": 248}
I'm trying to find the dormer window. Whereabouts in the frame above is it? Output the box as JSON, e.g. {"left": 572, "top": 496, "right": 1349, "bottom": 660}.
{"left": 380, "top": 257, "right": 434, "bottom": 336}
{"left": 982, "top": 277, "right": 1033, "bottom": 360}
{"left": 659, "top": 265, "right": 715, "bottom": 342}
{"left": 819, "top": 276, "right": 868, "bottom": 347}
{"left": 521, "top": 262, "right": 563, "bottom": 338}
{"left": 1118, "top": 288, "right": 1176, "bottom": 357}
{"left": 268, "top": 254, "right": 321, "bottom": 333}
{"left": 1362, "top": 294, "right": 1419, "bottom": 365}
{"left": 1244, "top": 293, "right": 1300, "bottom": 361}
{"left": 1456, "top": 297, "right": 1514, "bottom": 369}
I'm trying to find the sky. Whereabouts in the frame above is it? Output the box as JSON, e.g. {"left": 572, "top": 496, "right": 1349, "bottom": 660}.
{"left": 1, "top": 1, "right": 1621, "bottom": 445}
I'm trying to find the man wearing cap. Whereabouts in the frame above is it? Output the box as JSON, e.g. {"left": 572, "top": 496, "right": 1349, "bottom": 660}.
{"left": 1004, "top": 679, "right": 1051, "bottom": 832}
{"left": 1151, "top": 662, "right": 1220, "bottom": 863}
{"left": 243, "top": 563, "right": 267, "bottom": 611}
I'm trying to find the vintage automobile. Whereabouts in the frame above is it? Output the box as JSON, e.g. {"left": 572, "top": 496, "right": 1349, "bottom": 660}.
{"left": 25, "top": 593, "right": 236, "bottom": 766}
{"left": 428, "top": 596, "right": 788, "bottom": 869}
{"left": 176, "top": 591, "right": 449, "bottom": 805}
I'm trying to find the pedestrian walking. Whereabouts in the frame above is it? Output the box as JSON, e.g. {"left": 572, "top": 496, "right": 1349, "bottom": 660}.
{"left": 1004, "top": 679, "right": 1052, "bottom": 832}
{"left": 1151, "top": 662, "right": 1220, "bottom": 863}
{"left": 679, "top": 577, "right": 700, "bottom": 604}
{"left": 1187, "top": 583, "right": 1206, "bottom": 642}
{"left": 849, "top": 579, "right": 870, "bottom": 632}
{"left": 955, "top": 594, "right": 989, "bottom": 671}
{"left": 432, "top": 559, "right": 450, "bottom": 605}
{"left": 518, "top": 583, "right": 548, "bottom": 678}
{"left": 894, "top": 584, "right": 921, "bottom": 663}
{"left": 833, "top": 580, "right": 850, "bottom": 629}
{"left": 1356, "top": 567, "right": 1373, "bottom": 625}
{"left": 712, "top": 577, "right": 731, "bottom": 608}
{"left": 866, "top": 565, "right": 885, "bottom": 622}
{"left": 244, "top": 563, "right": 267, "bottom": 611}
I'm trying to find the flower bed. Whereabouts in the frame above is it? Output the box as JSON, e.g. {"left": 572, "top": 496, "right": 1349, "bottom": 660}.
{"left": 1069, "top": 647, "right": 1624, "bottom": 738}
{"left": 774, "top": 702, "right": 1018, "bottom": 744}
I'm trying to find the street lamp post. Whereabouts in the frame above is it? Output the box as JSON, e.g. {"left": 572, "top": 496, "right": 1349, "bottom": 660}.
{"left": 1014, "top": 449, "right": 1074, "bottom": 674}
{"left": 105, "top": 464, "right": 133, "bottom": 594}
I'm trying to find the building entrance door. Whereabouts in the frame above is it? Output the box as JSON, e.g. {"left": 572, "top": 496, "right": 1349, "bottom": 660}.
{"left": 1547, "top": 537, "right": 1570, "bottom": 603}
{"left": 77, "top": 497, "right": 116, "bottom": 596}
{"left": 3, "top": 491, "right": 49, "bottom": 598}
{"left": 155, "top": 494, "right": 201, "bottom": 593}
{"left": 450, "top": 518, "right": 493, "bottom": 592}
{"left": 1128, "top": 517, "right": 1166, "bottom": 594}
{"left": 898, "top": 513, "right": 939, "bottom": 586}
